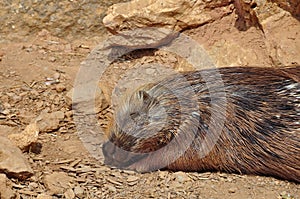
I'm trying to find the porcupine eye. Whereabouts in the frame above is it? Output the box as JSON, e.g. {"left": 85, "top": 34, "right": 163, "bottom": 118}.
{"left": 130, "top": 112, "right": 140, "bottom": 120}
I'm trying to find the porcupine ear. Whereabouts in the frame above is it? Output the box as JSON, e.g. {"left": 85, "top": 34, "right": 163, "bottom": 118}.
{"left": 137, "top": 90, "right": 159, "bottom": 108}
{"left": 138, "top": 90, "right": 151, "bottom": 102}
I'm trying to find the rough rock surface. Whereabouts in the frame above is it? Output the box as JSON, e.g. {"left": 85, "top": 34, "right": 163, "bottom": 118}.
{"left": 270, "top": 0, "right": 300, "bottom": 18}
{"left": 36, "top": 111, "right": 64, "bottom": 133}
{"left": 103, "top": 0, "right": 300, "bottom": 67}
{"left": 103, "top": 0, "right": 233, "bottom": 33}
{"left": 0, "top": 0, "right": 129, "bottom": 40}
{"left": 0, "top": 174, "right": 15, "bottom": 199}
{"left": 69, "top": 86, "right": 108, "bottom": 115}
{"left": 0, "top": 137, "right": 33, "bottom": 180}
{"left": 8, "top": 122, "right": 39, "bottom": 152}
{"left": 44, "top": 172, "right": 73, "bottom": 195}
{"left": 36, "top": 194, "right": 53, "bottom": 199}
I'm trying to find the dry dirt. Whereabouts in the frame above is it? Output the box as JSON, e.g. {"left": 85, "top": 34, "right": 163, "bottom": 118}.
{"left": 0, "top": 6, "right": 299, "bottom": 199}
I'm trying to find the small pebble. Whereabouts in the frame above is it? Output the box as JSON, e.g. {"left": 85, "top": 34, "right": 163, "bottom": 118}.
{"left": 228, "top": 187, "right": 237, "bottom": 193}
{"left": 127, "top": 176, "right": 139, "bottom": 183}
{"left": 64, "top": 188, "right": 75, "bottom": 199}
{"left": 49, "top": 56, "right": 56, "bottom": 62}
{"left": 174, "top": 171, "right": 190, "bottom": 183}
{"left": 106, "top": 185, "right": 117, "bottom": 192}
{"left": 1, "top": 109, "right": 10, "bottom": 115}
{"left": 36, "top": 194, "right": 52, "bottom": 199}
{"left": 56, "top": 84, "right": 66, "bottom": 92}
{"left": 28, "top": 182, "right": 39, "bottom": 190}
{"left": 65, "top": 110, "right": 73, "bottom": 118}
{"left": 53, "top": 72, "right": 60, "bottom": 80}
{"left": 74, "top": 186, "right": 84, "bottom": 198}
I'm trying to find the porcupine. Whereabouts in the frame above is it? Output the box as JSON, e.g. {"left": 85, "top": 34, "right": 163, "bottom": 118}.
{"left": 102, "top": 66, "right": 300, "bottom": 182}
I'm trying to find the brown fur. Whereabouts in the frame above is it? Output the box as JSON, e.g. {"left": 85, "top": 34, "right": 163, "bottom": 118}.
{"left": 102, "top": 66, "right": 300, "bottom": 183}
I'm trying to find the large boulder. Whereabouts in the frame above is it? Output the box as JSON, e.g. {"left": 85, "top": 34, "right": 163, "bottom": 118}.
{"left": 103, "top": 0, "right": 300, "bottom": 67}
{"left": 103, "top": 0, "right": 233, "bottom": 33}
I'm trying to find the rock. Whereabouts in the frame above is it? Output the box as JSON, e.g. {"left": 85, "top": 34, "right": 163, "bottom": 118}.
{"left": 261, "top": 11, "right": 300, "bottom": 66}
{"left": 158, "top": 171, "right": 168, "bottom": 179}
{"left": 280, "top": 191, "right": 293, "bottom": 199}
{"left": 271, "top": 0, "right": 300, "bottom": 18}
{"left": 28, "top": 182, "right": 39, "bottom": 190}
{"left": 170, "top": 181, "right": 183, "bottom": 188}
{"left": 55, "top": 83, "right": 66, "bottom": 93}
{"left": 0, "top": 136, "right": 33, "bottom": 180}
{"left": 36, "top": 111, "right": 64, "bottom": 133}
{"left": 53, "top": 72, "right": 61, "bottom": 80}
{"left": 74, "top": 186, "right": 84, "bottom": 198}
{"left": 126, "top": 176, "right": 139, "bottom": 186}
{"left": 228, "top": 187, "right": 237, "bottom": 193}
{"left": 1, "top": 109, "right": 10, "bottom": 115}
{"left": 251, "top": 1, "right": 300, "bottom": 66}
{"left": 173, "top": 171, "right": 190, "bottom": 183}
{"left": 103, "top": 0, "right": 300, "bottom": 68}
{"left": 126, "top": 176, "right": 139, "bottom": 183}
{"left": 48, "top": 56, "right": 56, "bottom": 62}
{"left": 65, "top": 110, "right": 73, "bottom": 119}
{"left": 7, "top": 123, "right": 39, "bottom": 152}
{"left": 0, "top": 174, "right": 15, "bottom": 199}
{"left": 105, "top": 184, "right": 117, "bottom": 192}
{"left": 233, "top": 0, "right": 261, "bottom": 31}
{"left": 36, "top": 194, "right": 53, "bottom": 199}
{"left": 0, "top": 0, "right": 107, "bottom": 39}
{"left": 51, "top": 111, "right": 65, "bottom": 120}
{"left": 103, "top": 0, "right": 232, "bottom": 33}
{"left": 44, "top": 172, "right": 73, "bottom": 195}
{"left": 64, "top": 189, "right": 75, "bottom": 199}
{"left": 72, "top": 86, "right": 108, "bottom": 114}
{"left": 66, "top": 88, "right": 74, "bottom": 107}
